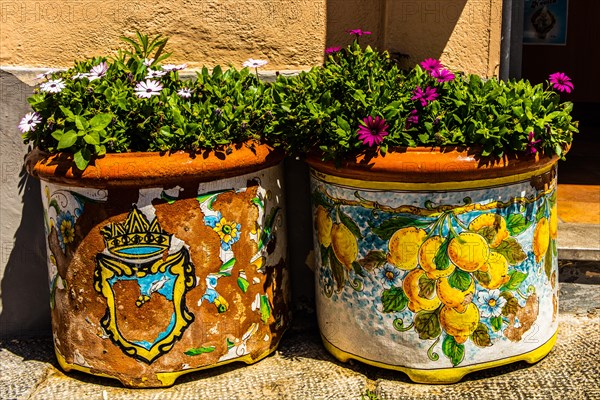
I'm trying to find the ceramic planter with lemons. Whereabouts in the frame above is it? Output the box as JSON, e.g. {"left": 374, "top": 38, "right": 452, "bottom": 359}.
{"left": 21, "top": 33, "right": 290, "bottom": 387}
{"left": 268, "top": 31, "right": 577, "bottom": 383}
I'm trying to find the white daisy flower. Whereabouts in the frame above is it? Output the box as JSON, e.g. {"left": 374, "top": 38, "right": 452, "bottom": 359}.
{"left": 162, "top": 63, "right": 187, "bottom": 71}
{"left": 134, "top": 80, "right": 163, "bottom": 98}
{"left": 72, "top": 72, "right": 90, "bottom": 80}
{"left": 143, "top": 58, "right": 154, "bottom": 66}
{"left": 476, "top": 289, "right": 507, "bottom": 318}
{"left": 35, "top": 69, "right": 56, "bottom": 80}
{"left": 18, "top": 112, "right": 43, "bottom": 133}
{"left": 145, "top": 69, "right": 167, "bottom": 79}
{"left": 243, "top": 58, "right": 268, "bottom": 68}
{"left": 177, "top": 88, "right": 192, "bottom": 98}
{"left": 88, "top": 61, "right": 108, "bottom": 81}
{"left": 40, "top": 79, "right": 66, "bottom": 93}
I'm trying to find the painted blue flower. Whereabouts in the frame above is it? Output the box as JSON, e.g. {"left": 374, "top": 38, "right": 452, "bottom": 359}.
{"left": 377, "top": 264, "right": 402, "bottom": 287}
{"left": 55, "top": 211, "right": 76, "bottom": 250}
{"left": 476, "top": 289, "right": 507, "bottom": 318}
{"left": 204, "top": 211, "right": 222, "bottom": 228}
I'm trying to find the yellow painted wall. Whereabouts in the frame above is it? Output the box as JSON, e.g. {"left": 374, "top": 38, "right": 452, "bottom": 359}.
{"left": 1, "top": 0, "right": 501, "bottom": 75}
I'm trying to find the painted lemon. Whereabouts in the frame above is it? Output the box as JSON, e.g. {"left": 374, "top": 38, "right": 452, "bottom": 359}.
{"left": 549, "top": 204, "right": 558, "bottom": 240}
{"left": 448, "top": 232, "right": 490, "bottom": 272}
{"left": 439, "top": 303, "right": 480, "bottom": 344}
{"left": 418, "top": 236, "right": 456, "bottom": 279}
{"left": 315, "top": 206, "right": 333, "bottom": 247}
{"left": 331, "top": 223, "right": 358, "bottom": 270}
{"left": 468, "top": 214, "right": 509, "bottom": 248}
{"left": 479, "top": 252, "right": 509, "bottom": 290}
{"left": 402, "top": 269, "right": 442, "bottom": 313}
{"left": 436, "top": 275, "right": 475, "bottom": 313}
{"left": 387, "top": 227, "right": 428, "bottom": 270}
{"left": 533, "top": 217, "right": 550, "bottom": 262}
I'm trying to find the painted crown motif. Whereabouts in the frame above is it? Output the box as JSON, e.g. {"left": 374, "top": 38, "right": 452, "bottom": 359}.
{"left": 100, "top": 206, "right": 171, "bottom": 260}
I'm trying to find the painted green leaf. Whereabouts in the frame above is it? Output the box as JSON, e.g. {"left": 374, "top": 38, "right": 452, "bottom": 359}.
{"left": 500, "top": 270, "right": 528, "bottom": 291}
{"left": 544, "top": 241, "right": 554, "bottom": 280}
{"left": 352, "top": 261, "right": 366, "bottom": 277}
{"left": 330, "top": 250, "right": 346, "bottom": 291}
{"left": 536, "top": 202, "right": 547, "bottom": 222}
{"left": 260, "top": 295, "right": 271, "bottom": 324}
{"left": 442, "top": 335, "right": 465, "bottom": 366}
{"left": 493, "top": 238, "right": 527, "bottom": 265}
{"left": 414, "top": 309, "right": 442, "bottom": 340}
{"left": 320, "top": 244, "right": 331, "bottom": 268}
{"left": 337, "top": 207, "right": 363, "bottom": 240}
{"left": 418, "top": 274, "right": 436, "bottom": 299}
{"left": 448, "top": 269, "right": 472, "bottom": 291}
{"left": 471, "top": 323, "right": 492, "bottom": 348}
{"left": 184, "top": 346, "right": 216, "bottom": 356}
{"left": 506, "top": 214, "right": 532, "bottom": 236}
{"left": 312, "top": 190, "right": 332, "bottom": 209}
{"left": 500, "top": 291, "right": 519, "bottom": 316}
{"left": 381, "top": 286, "right": 408, "bottom": 313}
{"left": 434, "top": 236, "right": 451, "bottom": 271}
{"left": 48, "top": 199, "right": 61, "bottom": 214}
{"left": 549, "top": 191, "right": 557, "bottom": 207}
{"left": 370, "top": 217, "right": 431, "bottom": 241}
{"left": 237, "top": 277, "right": 249, "bottom": 293}
{"left": 473, "top": 270, "right": 492, "bottom": 285}
{"left": 219, "top": 258, "right": 236, "bottom": 276}
{"left": 226, "top": 338, "right": 235, "bottom": 350}
{"left": 491, "top": 316, "right": 503, "bottom": 331}
{"left": 358, "top": 250, "right": 387, "bottom": 271}
{"left": 477, "top": 226, "right": 498, "bottom": 245}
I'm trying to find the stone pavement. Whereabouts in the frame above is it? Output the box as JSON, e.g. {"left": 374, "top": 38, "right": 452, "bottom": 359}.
{"left": 1, "top": 274, "right": 599, "bottom": 400}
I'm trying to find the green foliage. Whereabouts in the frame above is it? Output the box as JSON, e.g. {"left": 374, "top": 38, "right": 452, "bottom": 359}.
{"left": 22, "top": 33, "right": 272, "bottom": 170}
{"left": 266, "top": 40, "right": 578, "bottom": 162}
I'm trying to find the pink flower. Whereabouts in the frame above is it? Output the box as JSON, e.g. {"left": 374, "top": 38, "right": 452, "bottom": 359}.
{"left": 526, "top": 131, "right": 542, "bottom": 155}
{"left": 325, "top": 46, "right": 342, "bottom": 55}
{"left": 18, "top": 112, "right": 42, "bottom": 133}
{"left": 347, "top": 29, "right": 372, "bottom": 37}
{"left": 548, "top": 72, "right": 574, "bottom": 93}
{"left": 405, "top": 109, "right": 419, "bottom": 128}
{"left": 411, "top": 86, "right": 439, "bottom": 107}
{"left": 420, "top": 58, "right": 442, "bottom": 73}
{"left": 431, "top": 68, "right": 455, "bottom": 82}
{"left": 357, "top": 116, "right": 389, "bottom": 147}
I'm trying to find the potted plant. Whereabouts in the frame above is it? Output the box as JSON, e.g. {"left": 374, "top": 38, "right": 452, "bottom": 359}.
{"left": 267, "top": 30, "right": 577, "bottom": 383}
{"left": 22, "top": 33, "right": 290, "bottom": 387}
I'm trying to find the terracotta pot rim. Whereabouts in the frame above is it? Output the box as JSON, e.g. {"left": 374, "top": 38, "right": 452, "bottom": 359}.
{"left": 26, "top": 142, "right": 284, "bottom": 188}
{"left": 306, "top": 146, "right": 563, "bottom": 183}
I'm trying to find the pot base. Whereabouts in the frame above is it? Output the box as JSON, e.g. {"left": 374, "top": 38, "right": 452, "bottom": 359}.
{"left": 321, "top": 331, "right": 558, "bottom": 384}
{"left": 56, "top": 342, "right": 281, "bottom": 388}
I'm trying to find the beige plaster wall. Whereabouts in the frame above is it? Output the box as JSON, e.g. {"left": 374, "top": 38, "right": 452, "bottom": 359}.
{"left": 0, "top": 0, "right": 327, "bottom": 70}
{"left": 381, "top": 0, "right": 503, "bottom": 77}
{"left": 2, "top": 0, "right": 501, "bottom": 75}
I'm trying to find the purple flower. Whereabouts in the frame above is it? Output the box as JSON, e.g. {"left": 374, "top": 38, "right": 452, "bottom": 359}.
{"left": 526, "top": 131, "right": 542, "bottom": 155}
{"left": 177, "top": 87, "right": 192, "bottom": 98}
{"left": 88, "top": 61, "right": 108, "bottom": 81}
{"left": 548, "top": 72, "right": 574, "bottom": 93}
{"left": 134, "top": 80, "right": 163, "bottom": 98}
{"left": 431, "top": 68, "right": 455, "bottom": 82}
{"left": 357, "top": 116, "right": 389, "bottom": 147}
{"left": 18, "top": 112, "right": 42, "bottom": 133}
{"left": 325, "top": 46, "right": 342, "bottom": 55}
{"left": 420, "top": 58, "right": 442, "bottom": 73}
{"left": 411, "top": 86, "right": 439, "bottom": 107}
{"left": 347, "top": 29, "right": 372, "bottom": 37}
{"left": 405, "top": 109, "right": 419, "bottom": 128}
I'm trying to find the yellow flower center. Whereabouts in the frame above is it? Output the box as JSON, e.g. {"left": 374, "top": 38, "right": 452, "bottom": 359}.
{"left": 488, "top": 298, "right": 497, "bottom": 307}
